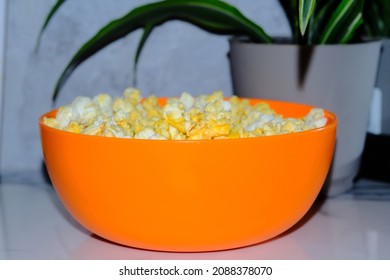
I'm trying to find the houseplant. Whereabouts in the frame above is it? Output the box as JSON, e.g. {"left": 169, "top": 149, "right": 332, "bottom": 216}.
{"left": 228, "top": 1, "right": 381, "bottom": 196}
{"left": 38, "top": 0, "right": 380, "bottom": 196}
{"left": 37, "top": 0, "right": 367, "bottom": 99}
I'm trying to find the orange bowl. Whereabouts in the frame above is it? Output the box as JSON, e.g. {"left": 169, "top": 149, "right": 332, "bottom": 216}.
{"left": 39, "top": 98, "right": 337, "bottom": 252}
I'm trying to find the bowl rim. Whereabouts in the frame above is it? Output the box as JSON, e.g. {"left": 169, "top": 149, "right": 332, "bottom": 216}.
{"left": 39, "top": 98, "right": 337, "bottom": 143}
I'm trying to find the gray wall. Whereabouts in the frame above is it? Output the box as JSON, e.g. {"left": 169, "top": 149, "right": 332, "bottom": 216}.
{"left": 0, "top": 0, "right": 289, "bottom": 175}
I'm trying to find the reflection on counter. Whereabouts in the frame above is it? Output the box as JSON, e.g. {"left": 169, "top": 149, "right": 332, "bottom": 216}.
{"left": 0, "top": 180, "right": 389, "bottom": 260}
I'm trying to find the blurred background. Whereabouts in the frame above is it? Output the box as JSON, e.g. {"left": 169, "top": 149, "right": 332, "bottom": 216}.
{"left": 0, "top": 0, "right": 389, "bottom": 184}
{"left": 0, "top": 0, "right": 390, "bottom": 261}
{"left": 0, "top": 0, "right": 290, "bottom": 180}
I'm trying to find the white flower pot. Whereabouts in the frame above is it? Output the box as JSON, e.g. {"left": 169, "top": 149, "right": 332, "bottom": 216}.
{"left": 229, "top": 40, "right": 381, "bottom": 196}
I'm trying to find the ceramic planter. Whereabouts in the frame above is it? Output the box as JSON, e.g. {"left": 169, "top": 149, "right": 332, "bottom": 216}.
{"left": 229, "top": 40, "right": 381, "bottom": 196}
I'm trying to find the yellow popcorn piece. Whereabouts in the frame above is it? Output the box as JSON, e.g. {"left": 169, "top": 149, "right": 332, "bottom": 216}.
{"left": 123, "top": 87, "right": 141, "bottom": 105}
{"left": 93, "top": 93, "right": 113, "bottom": 117}
{"left": 103, "top": 123, "right": 128, "bottom": 138}
{"left": 134, "top": 127, "right": 166, "bottom": 140}
{"left": 115, "top": 120, "right": 134, "bottom": 137}
{"left": 206, "top": 91, "right": 223, "bottom": 102}
{"left": 45, "top": 89, "right": 327, "bottom": 140}
{"left": 81, "top": 116, "right": 106, "bottom": 136}
{"left": 168, "top": 125, "right": 185, "bottom": 140}
{"left": 154, "top": 119, "right": 171, "bottom": 139}
{"left": 113, "top": 97, "right": 133, "bottom": 114}
{"left": 82, "top": 123, "right": 105, "bottom": 136}
{"left": 64, "top": 121, "right": 82, "bottom": 134}
{"left": 143, "top": 95, "right": 162, "bottom": 118}
{"left": 281, "top": 119, "right": 298, "bottom": 133}
{"left": 163, "top": 102, "right": 186, "bottom": 133}
{"left": 43, "top": 117, "right": 60, "bottom": 129}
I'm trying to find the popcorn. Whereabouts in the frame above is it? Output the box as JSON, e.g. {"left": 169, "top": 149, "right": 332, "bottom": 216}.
{"left": 43, "top": 88, "right": 328, "bottom": 140}
{"left": 103, "top": 121, "right": 129, "bottom": 138}
{"left": 70, "top": 96, "right": 98, "bottom": 126}
{"left": 43, "top": 117, "right": 60, "bottom": 129}
{"left": 64, "top": 121, "right": 82, "bottom": 134}
{"left": 305, "top": 108, "right": 328, "bottom": 128}
{"left": 93, "top": 93, "right": 113, "bottom": 117}
{"left": 56, "top": 106, "right": 73, "bottom": 128}
{"left": 123, "top": 87, "right": 141, "bottom": 105}
{"left": 179, "top": 92, "right": 195, "bottom": 110}
{"left": 134, "top": 127, "right": 157, "bottom": 139}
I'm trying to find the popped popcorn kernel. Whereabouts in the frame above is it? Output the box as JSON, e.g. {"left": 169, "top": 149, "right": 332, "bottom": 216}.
{"left": 179, "top": 92, "right": 195, "bottom": 110}
{"left": 43, "top": 89, "right": 328, "bottom": 140}
{"left": 64, "top": 121, "right": 82, "bottom": 134}
{"left": 71, "top": 96, "right": 98, "bottom": 126}
{"left": 93, "top": 93, "right": 113, "bottom": 117}
{"left": 134, "top": 127, "right": 157, "bottom": 139}
{"left": 56, "top": 106, "right": 73, "bottom": 128}
{"left": 123, "top": 87, "right": 141, "bottom": 105}
{"left": 43, "top": 117, "right": 60, "bottom": 129}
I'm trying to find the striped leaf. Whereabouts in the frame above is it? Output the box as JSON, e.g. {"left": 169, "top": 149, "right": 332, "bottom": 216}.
{"left": 319, "top": 0, "right": 364, "bottom": 44}
{"left": 299, "top": 0, "right": 316, "bottom": 35}
{"left": 307, "top": 0, "right": 339, "bottom": 44}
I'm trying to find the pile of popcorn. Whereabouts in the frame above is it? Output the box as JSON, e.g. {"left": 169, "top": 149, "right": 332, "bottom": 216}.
{"left": 43, "top": 88, "right": 327, "bottom": 140}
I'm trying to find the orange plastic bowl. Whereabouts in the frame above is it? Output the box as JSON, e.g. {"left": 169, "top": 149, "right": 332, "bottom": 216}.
{"left": 39, "top": 98, "right": 337, "bottom": 252}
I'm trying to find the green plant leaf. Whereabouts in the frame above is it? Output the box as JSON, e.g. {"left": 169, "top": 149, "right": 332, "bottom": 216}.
{"left": 133, "top": 24, "right": 153, "bottom": 86}
{"left": 319, "top": 0, "right": 364, "bottom": 44}
{"left": 383, "top": 1, "right": 390, "bottom": 37}
{"left": 51, "top": 0, "right": 271, "bottom": 101}
{"left": 278, "top": 0, "right": 299, "bottom": 42}
{"left": 299, "top": 0, "right": 316, "bottom": 36}
{"left": 35, "top": 0, "right": 66, "bottom": 51}
{"left": 307, "top": 0, "right": 338, "bottom": 44}
{"left": 363, "top": 0, "right": 390, "bottom": 38}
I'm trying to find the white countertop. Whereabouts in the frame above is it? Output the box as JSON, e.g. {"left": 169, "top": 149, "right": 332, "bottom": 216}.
{"left": 0, "top": 179, "right": 389, "bottom": 260}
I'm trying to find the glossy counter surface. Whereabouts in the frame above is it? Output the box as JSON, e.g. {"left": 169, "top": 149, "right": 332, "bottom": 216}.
{"left": 0, "top": 180, "right": 389, "bottom": 259}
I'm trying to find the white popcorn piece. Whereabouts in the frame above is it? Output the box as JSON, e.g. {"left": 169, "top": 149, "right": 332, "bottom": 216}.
{"left": 222, "top": 100, "right": 231, "bottom": 112}
{"left": 71, "top": 96, "right": 99, "bottom": 126}
{"left": 56, "top": 106, "right": 73, "bottom": 128}
{"left": 123, "top": 87, "right": 141, "bottom": 105}
{"left": 93, "top": 93, "right": 113, "bottom": 117}
{"left": 179, "top": 92, "right": 195, "bottom": 111}
{"left": 43, "top": 117, "right": 60, "bottom": 129}
{"left": 134, "top": 127, "right": 158, "bottom": 139}
{"left": 103, "top": 123, "right": 128, "bottom": 138}
{"left": 305, "top": 108, "right": 328, "bottom": 128}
